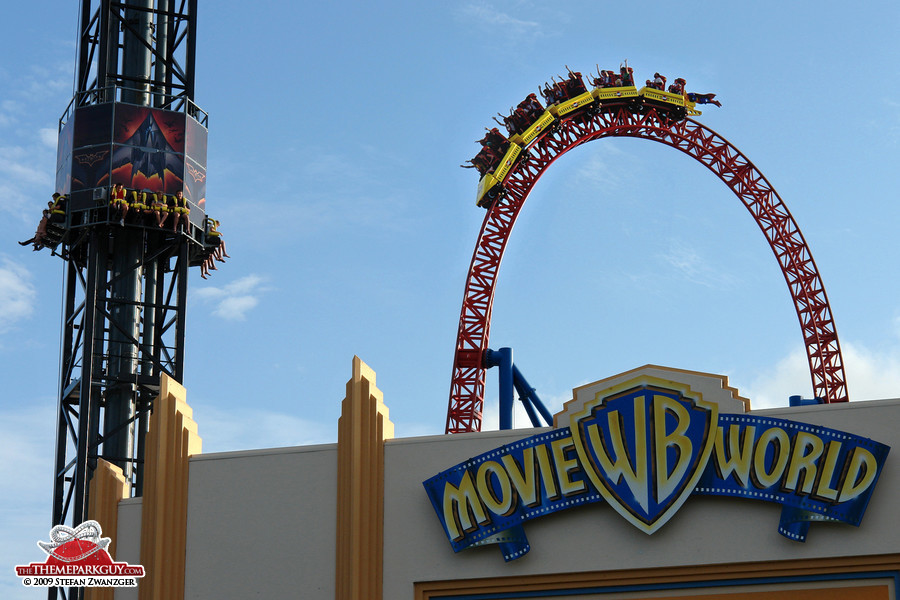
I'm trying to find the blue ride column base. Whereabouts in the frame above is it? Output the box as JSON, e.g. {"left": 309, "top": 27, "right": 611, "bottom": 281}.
{"left": 484, "top": 348, "right": 554, "bottom": 429}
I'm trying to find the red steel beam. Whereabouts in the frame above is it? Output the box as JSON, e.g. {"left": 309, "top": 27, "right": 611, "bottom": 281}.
{"left": 446, "top": 106, "right": 847, "bottom": 434}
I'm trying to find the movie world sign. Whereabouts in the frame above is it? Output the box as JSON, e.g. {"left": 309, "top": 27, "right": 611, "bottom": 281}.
{"left": 423, "top": 377, "right": 890, "bottom": 561}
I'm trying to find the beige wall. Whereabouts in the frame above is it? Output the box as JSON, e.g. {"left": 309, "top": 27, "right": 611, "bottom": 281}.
{"left": 167, "top": 400, "right": 900, "bottom": 599}
{"left": 117, "top": 366, "right": 900, "bottom": 599}
{"left": 114, "top": 498, "right": 142, "bottom": 600}
{"left": 181, "top": 445, "right": 338, "bottom": 598}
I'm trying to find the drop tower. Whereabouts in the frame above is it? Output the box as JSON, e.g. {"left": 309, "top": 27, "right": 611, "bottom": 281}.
{"left": 41, "top": 3, "right": 221, "bottom": 588}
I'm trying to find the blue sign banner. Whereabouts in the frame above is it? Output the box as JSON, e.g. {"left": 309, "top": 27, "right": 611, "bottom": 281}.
{"left": 693, "top": 413, "right": 890, "bottom": 540}
{"left": 423, "top": 385, "right": 890, "bottom": 561}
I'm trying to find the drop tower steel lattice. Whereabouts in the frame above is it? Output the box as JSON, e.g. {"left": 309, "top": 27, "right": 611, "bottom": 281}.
{"left": 47, "top": 4, "right": 214, "bottom": 598}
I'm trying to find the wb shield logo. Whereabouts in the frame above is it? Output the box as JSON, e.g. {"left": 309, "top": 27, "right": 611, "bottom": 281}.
{"left": 570, "top": 380, "right": 718, "bottom": 534}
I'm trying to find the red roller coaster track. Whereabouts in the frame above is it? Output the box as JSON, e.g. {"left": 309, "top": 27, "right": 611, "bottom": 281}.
{"left": 446, "top": 104, "right": 848, "bottom": 434}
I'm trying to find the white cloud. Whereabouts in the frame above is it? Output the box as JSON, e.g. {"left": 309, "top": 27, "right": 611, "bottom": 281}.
{"left": 0, "top": 59, "right": 69, "bottom": 222}
{"left": 302, "top": 152, "right": 349, "bottom": 179}
{"left": 0, "top": 146, "right": 50, "bottom": 185}
{"left": 393, "top": 421, "right": 443, "bottom": 439}
{"left": 741, "top": 347, "right": 812, "bottom": 409}
{"left": 573, "top": 145, "right": 639, "bottom": 190}
{"left": 0, "top": 404, "right": 57, "bottom": 600}
{"left": 478, "top": 387, "right": 566, "bottom": 432}
{"left": 38, "top": 128, "right": 57, "bottom": 149}
{"left": 452, "top": 340, "right": 900, "bottom": 429}
{"left": 215, "top": 149, "right": 416, "bottom": 244}
{"left": 480, "top": 398, "right": 502, "bottom": 431}
{"left": 0, "top": 99, "right": 23, "bottom": 128}
{"left": 213, "top": 295, "right": 259, "bottom": 320}
{"left": 841, "top": 341, "right": 900, "bottom": 401}
{"left": 458, "top": 3, "right": 541, "bottom": 34}
{"left": 0, "top": 404, "right": 55, "bottom": 502}
{"left": 0, "top": 257, "right": 36, "bottom": 332}
{"left": 659, "top": 240, "right": 740, "bottom": 289}
{"left": 226, "top": 187, "right": 414, "bottom": 243}
{"left": 0, "top": 144, "right": 55, "bottom": 218}
{"left": 741, "top": 341, "right": 900, "bottom": 409}
{"left": 193, "top": 274, "right": 271, "bottom": 321}
{"left": 20, "top": 61, "right": 71, "bottom": 98}
{"left": 882, "top": 98, "right": 900, "bottom": 143}
{"left": 190, "top": 403, "right": 335, "bottom": 453}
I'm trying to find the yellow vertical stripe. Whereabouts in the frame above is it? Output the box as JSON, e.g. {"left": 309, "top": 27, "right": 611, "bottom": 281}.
{"left": 336, "top": 356, "right": 394, "bottom": 600}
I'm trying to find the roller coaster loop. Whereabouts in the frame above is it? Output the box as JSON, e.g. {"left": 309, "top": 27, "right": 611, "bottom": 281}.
{"left": 446, "top": 103, "right": 848, "bottom": 434}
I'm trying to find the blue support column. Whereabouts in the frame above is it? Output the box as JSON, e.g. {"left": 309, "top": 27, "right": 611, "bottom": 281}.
{"left": 512, "top": 365, "right": 554, "bottom": 427}
{"left": 789, "top": 395, "right": 825, "bottom": 407}
{"left": 485, "top": 347, "right": 554, "bottom": 429}
{"left": 485, "top": 348, "right": 514, "bottom": 430}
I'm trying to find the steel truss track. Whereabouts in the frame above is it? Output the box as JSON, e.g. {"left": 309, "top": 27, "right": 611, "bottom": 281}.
{"left": 446, "top": 106, "right": 847, "bottom": 434}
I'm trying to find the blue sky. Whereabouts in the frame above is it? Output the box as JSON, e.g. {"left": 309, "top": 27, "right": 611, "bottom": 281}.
{"left": 3, "top": 0, "right": 900, "bottom": 596}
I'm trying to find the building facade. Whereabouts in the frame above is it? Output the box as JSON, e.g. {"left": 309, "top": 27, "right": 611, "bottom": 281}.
{"left": 99, "top": 359, "right": 898, "bottom": 599}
